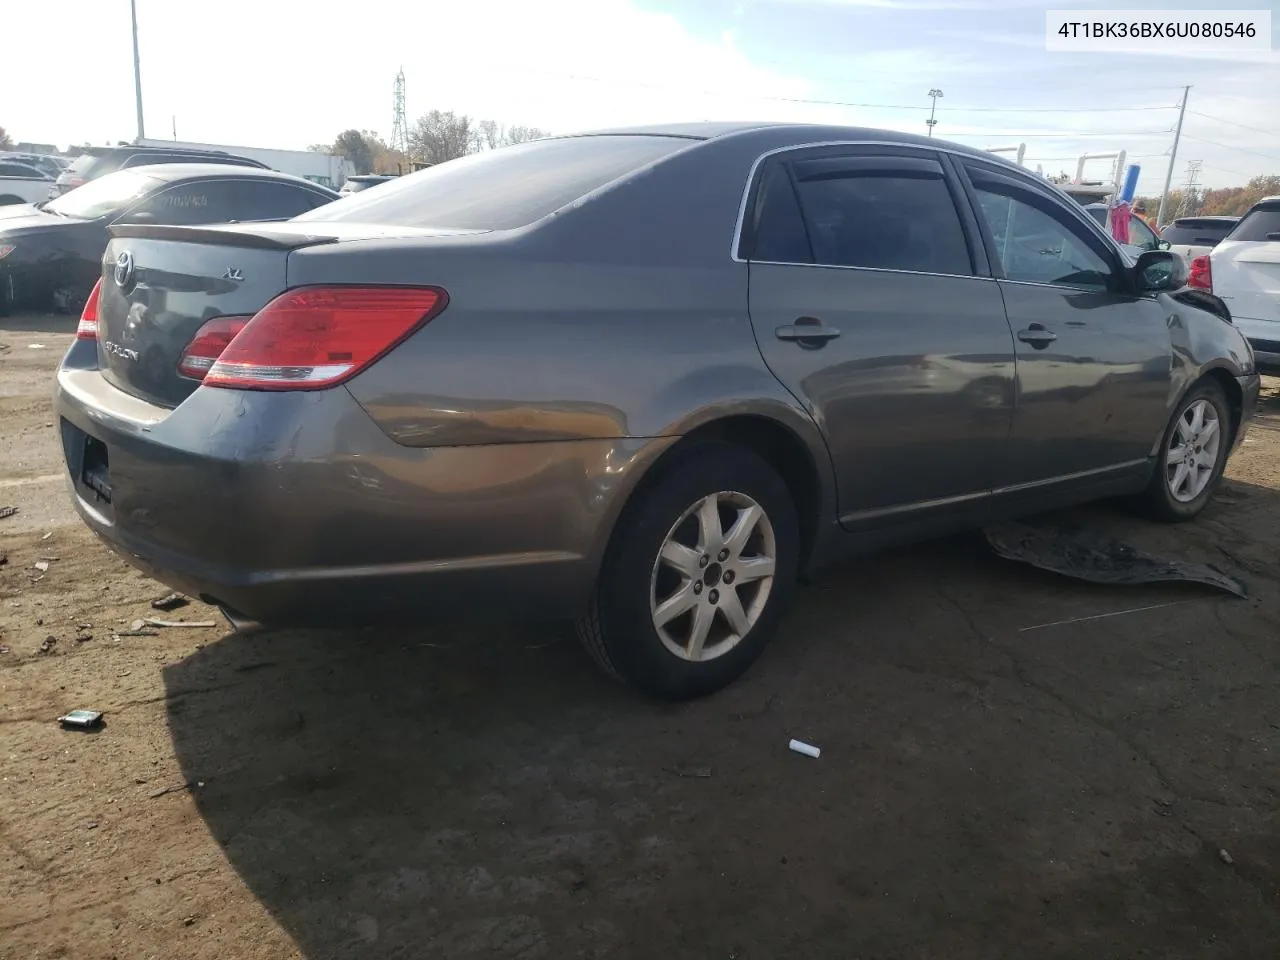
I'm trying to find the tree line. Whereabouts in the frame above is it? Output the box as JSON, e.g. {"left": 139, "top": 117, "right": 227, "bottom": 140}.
{"left": 310, "top": 113, "right": 549, "bottom": 176}
{"left": 1136, "top": 175, "right": 1280, "bottom": 220}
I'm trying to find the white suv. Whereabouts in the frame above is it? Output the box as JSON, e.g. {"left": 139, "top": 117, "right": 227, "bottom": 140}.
{"left": 1190, "top": 197, "right": 1280, "bottom": 366}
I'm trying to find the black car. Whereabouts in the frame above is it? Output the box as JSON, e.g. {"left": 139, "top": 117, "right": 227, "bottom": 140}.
{"left": 0, "top": 164, "right": 337, "bottom": 315}
{"left": 51, "top": 145, "right": 269, "bottom": 198}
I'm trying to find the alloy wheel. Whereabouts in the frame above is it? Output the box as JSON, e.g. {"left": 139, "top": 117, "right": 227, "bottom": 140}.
{"left": 1165, "top": 398, "right": 1221, "bottom": 503}
{"left": 649, "top": 491, "right": 777, "bottom": 662}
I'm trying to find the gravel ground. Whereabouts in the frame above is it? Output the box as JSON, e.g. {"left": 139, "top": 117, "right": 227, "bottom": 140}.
{"left": 3, "top": 312, "right": 1280, "bottom": 960}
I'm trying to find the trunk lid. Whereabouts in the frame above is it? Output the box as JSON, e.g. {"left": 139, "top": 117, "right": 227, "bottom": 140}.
{"left": 96, "top": 222, "right": 483, "bottom": 407}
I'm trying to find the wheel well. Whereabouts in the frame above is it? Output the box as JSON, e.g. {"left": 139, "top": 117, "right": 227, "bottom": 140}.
{"left": 633, "top": 415, "right": 823, "bottom": 569}
{"left": 0, "top": 195, "right": 26, "bottom": 206}
{"left": 1201, "top": 368, "right": 1243, "bottom": 436}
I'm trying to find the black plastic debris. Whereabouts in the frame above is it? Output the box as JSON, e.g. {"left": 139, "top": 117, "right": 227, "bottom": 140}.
{"left": 0, "top": 506, "right": 16, "bottom": 521}
{"left": 984, "top": 522, "right": 1247, "bottom": 599}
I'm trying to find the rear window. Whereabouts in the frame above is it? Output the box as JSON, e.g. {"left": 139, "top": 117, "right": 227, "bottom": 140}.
{"left": 295, "top": 135, "right": 692, "bottom": 230}
{"left": 1226, "top": 205, "right": 1280, "bottom": 243}
{"left": 64, "top": 153, "right": 106, "bottom": 178}
{"left": 1161, "top": 219, "right": 1237, "bottom": 246}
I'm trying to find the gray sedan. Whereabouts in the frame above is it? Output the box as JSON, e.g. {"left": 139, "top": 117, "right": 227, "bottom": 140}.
{"left": 56, "top": 122, "right": 1260, "bottom": 699}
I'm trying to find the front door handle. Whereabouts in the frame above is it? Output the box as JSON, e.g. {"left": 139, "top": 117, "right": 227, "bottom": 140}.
{"left": 1017, "top": 323, "right": 1058, "bottom": 349}
{"left": 776, "top": 318, "right": 841, "bottom": 345}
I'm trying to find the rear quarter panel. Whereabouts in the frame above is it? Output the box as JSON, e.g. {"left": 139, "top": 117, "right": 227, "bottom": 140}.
{"left": 294, "top": 134, "right": 831, "bottom": 455}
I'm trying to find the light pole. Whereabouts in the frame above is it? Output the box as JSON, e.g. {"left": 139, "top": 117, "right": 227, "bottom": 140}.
{"left": 926, "top": 88, "right": 943, "bottom": 137}
{"left": 130, "top": 0, "right": 145, "bottom": 141}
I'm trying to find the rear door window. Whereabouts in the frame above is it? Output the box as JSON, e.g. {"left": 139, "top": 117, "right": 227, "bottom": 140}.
{"left": 1227, "top": 205, "right": 1280, "bottom": 242}
{"left": 769, "top": 155, "right": 973, "bottom": 275}
{"left": 219, "top": 180, "right": 334, "bottom": 220}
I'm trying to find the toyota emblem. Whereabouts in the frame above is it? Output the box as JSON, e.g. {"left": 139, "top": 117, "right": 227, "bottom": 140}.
{"left": 113, "top": 250, "right": 135, "bottom": 289}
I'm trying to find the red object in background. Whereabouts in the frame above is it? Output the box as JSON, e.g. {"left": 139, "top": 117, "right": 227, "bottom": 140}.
{"left": 1109, "top": 201, "right": 1132, "bottom": 245}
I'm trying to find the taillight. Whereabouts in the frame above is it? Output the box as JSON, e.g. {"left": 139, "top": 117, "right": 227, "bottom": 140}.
{"left": 76, "top": 279, "right": 102, "bottom": 340}
{"left": 202, "top": 285, "right": 448, "bottom": 391}
{"left": 1187, "top": 255, "right": 1212, "bottom": 291}
{"left": 177, "top": 316, "right": 250, "bottom": 379}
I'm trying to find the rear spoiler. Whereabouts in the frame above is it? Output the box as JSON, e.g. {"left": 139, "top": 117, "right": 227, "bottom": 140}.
{"left": 107, "top": 222, "right": 338, "bottom": 251}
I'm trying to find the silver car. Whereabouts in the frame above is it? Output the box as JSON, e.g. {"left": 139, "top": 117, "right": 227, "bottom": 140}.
{"left": 56, "top": 122, "right": 1260, "bottom": 699}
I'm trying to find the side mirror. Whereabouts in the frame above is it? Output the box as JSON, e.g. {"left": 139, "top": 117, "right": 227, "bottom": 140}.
{"left": 1158, "top": 239, "right": 1172, "bottom": 251}
{"left": 1134, "top": 250, "right": 1188, "bottom": 293}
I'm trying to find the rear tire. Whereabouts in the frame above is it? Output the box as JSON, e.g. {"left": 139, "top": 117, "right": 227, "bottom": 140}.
{"left": 1139, "top": 379, "right": 1232, "bottom": 522}
{"left": 576, "top": 443, "right": 799, "bottom": 700}
{"left": 0, "top": 195, "right": 24, "bottom": 206}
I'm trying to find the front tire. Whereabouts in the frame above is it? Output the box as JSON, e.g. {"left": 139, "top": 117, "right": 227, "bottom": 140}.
{"left": 577, "top": 443, "right": 800, "bottom": 700}
{"left": 1140, "top": 379, "right": 1232, "bottom": 521}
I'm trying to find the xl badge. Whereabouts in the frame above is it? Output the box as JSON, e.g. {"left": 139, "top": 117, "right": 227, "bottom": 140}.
{"left": 222, "top": 267, "right": 244, "bottom": 282}
{"left": 113, "top": 250, "right": 135, "bottom": 289}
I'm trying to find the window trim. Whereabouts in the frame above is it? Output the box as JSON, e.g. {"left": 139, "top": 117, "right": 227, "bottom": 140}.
{"left": 731, "top": 139, "right": 1129, "bottom": 271}
{"left": 736, "top": 143, "right": 987, "bottom": 279}
{"left": 953, "top": 158, "right": 1131, "bottom": 295}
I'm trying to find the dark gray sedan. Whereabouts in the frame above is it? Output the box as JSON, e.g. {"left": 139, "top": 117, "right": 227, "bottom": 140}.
{"left": 56, "top": 122, "right": 1260, "bottom": 699}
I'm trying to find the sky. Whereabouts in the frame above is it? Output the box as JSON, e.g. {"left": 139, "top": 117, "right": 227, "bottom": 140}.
{"left": 5, "top": 0, "right": 1279, "bottom": 194}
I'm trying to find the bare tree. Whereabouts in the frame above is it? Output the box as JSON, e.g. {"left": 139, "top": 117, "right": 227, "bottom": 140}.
{"left": 504, "top": 125, "right": 548, "bottom": 145}
{"left": 0, "top": 126, "right": 12, "bottom": 151}
{"left": 409, "top": 111, "right": 475, "bottom": 166}
{"left": 473, "top": 122, "right": 549, "bottom": 151}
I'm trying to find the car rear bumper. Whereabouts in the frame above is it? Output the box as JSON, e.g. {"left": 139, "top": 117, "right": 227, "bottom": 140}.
{"left": 55, "top": 365, "right": 669, "bottom": 625}
{"left": 1231, "top": 316, "right": 1280, "bottom": 368}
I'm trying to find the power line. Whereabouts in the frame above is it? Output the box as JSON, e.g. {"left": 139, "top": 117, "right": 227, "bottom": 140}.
{"left": 1180, "top": 133, "right": 1280, "bottom": 165}
{"left": 1186, "top": 110, "right": 1280, "bottom": 141}
{"left": 506, "top": 65, "right": 1176, "bottom": 115}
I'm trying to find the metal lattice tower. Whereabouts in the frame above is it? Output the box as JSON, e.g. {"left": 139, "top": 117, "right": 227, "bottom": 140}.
{"left": 390, "top": 68, "right": 409, "bottom": 159}
{"left": 1177, "top": 160, "right": 1203, "bottom": 218}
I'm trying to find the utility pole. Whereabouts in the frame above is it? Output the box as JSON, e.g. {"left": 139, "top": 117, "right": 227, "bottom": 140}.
{"left": 1156, "top": 85, "right": 1190, "bottom": 230}
{"left": 171, "top": 115, "right": 177, "bottom": 141}
{"left": 130, "top": 0, "right": 145, "bottom": 141}
{"left": 926, "top": 88, "right": 943, "bottom": 137}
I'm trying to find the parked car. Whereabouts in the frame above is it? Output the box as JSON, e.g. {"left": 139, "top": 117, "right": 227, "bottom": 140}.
{"left": 0, "top": 152, "right": 66, "bottom": 179}
{"left": 339, "top": 174, "right": 396, "bottom": 195}
{"left": 0, "top": 164, "right": 336, "bottom": 315}
{"left": 1189, "top": 196, "right": 1280, "bottom": 366}
{"left": 1082, "top": 202, "right": 1166, "bottom": 258}
{"left": 50, "top": 145, "right": 270, "bottom": 198}
{"left": 1161, "top": 215, "right": 1240, "bottom": 260}
{"left": 56, "top": 123, "right": 1260, "bottom": 699}
{"left": 0, "top": 161, "right": 54, "bottom": 206}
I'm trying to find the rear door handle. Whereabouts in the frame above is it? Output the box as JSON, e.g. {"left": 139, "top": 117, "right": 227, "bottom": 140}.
{"left": 1017, "top": 324, "right": 1057, "bottom": 349}
{"left": 776, "top": 319, "right": 841, "bottom": 344}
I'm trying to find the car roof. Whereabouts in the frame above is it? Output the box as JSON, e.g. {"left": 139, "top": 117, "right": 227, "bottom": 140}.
{"left": 127, "top": 162, "right": 338, "bottom": 192}
{"left": 1172, "top": 215, "right": 1238, "bottom": 223}
{"left": 560, "top": 120, "right": 1017, "bottom": 165}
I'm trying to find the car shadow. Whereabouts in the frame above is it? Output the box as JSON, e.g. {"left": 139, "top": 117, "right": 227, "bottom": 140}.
{"left": 0, "top": 310, "right": 74, "bottom": 334}
{"left": 162, "top": 474, "right": 1280, "bottom": 959}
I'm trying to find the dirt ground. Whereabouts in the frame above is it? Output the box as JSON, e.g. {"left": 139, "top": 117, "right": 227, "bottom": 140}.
{"left": 3, "top": 311, "right": 1280, "bottom": 960}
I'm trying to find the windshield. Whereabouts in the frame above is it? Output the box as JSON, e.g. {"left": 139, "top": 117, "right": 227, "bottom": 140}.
{"left": 45, "top": 169, "right": 162, "bottom": 219}
{"left": 295, "top": 135, "right": 692, "bottom": 231}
